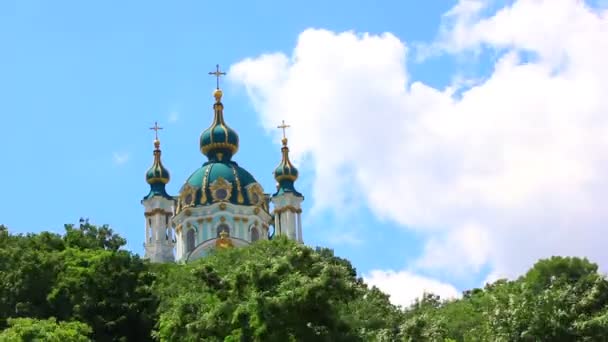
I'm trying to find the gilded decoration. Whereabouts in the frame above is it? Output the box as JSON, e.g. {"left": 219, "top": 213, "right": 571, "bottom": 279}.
{"left": 180, "top": 184, "right": 197, "bottom": 209}
{"left": 144, "top": 208, "right": 172, "bottom": 217}
{"left": 209, "top": 177, "right": 232, "bottom": 202}
{"left": 200, "top": 165, "right": 211, "bottom": 203}
{"left": 219, "top": 203, "right": 227, "bottom": 210}
{"left": 247, "top": 183, "right": 265, "bottom": 207}
{"left": 205, "top": 217, "right": 213, "bottom": 222}
{"left": 215, "top": 230, "right": 233, "bottom": 249}
{"left": 231, "top": 165, "right": 245, "bottom": 204}
{"left": 273, "top": 205, "right": 302, "bottom": 214}
{"left": 220, "top": 216, "right": 226, "bottom": 223}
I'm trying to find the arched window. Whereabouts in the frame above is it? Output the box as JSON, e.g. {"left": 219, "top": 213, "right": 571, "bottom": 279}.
{"left": 216, "top": 224, "right": 230, "bottom": 237}
{"left": 186, "top": 229, "right": 195, "bottom": 253}
{"left": 250, "top": 227, "right": 259, "bottom": 242}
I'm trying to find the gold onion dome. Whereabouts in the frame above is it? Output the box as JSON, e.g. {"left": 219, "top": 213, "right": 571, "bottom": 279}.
{"left": 273, "top": 127, "right": 302, "bottom": 197}
{"left": 146, "top": 139, "right": 170, "bottom": 184}
{"left": 199, "top": 88, "right": 239, "bottom": 161}
{"left": 144, "top": 136, "right": 173, "bottom": 200}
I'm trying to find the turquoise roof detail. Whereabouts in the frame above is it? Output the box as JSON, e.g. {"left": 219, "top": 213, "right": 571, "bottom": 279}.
{"left": 179, "top": 161, "right": 259, "bottom": 206}
{"left": 199, "top": 89, "right": 239, "bottom": 158}
{"left": 273, "top": 138, "right": 302, "bottom": 197}
{"left": 143, "top": 140, "right": 174, "bottom": 201}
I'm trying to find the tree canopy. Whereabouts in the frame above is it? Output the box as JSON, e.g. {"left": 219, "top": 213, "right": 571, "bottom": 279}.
{"left": 1, "top": 224, "right": 608, "bottom": 341}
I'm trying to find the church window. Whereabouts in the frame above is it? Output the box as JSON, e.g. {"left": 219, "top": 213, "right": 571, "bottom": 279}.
{"left": 216, "top": 224, "right": 230, "bottom": 237}
{"left": 186, "top": 229, "right": 195, "bottom": 253}
{"left": 251, "top": 227, "right": 259, "bottom": 242}
{"left": 215, "top": 189, "right": 228, "bottom": 200}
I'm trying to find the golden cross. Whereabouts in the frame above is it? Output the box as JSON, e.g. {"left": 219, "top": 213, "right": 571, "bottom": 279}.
{"left": 208, "top": 64, "right": 226, "bottom": 89}
{"left": 149, "top": 121, "right": 163, "bottom": 140}
{"left": 277, "top": 120, "right": 290, "bottom": 140}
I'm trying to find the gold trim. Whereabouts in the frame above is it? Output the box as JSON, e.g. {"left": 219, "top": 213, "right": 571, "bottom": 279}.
{"left": 200, "top": 166, "right": 211, "bottom": 203}
{"left": 275, "top": 174, "right": 297, "bottom": 182}
{"left": 246, "top": 183, "right": 265, "bottom": 207}
{"left": 180, "top": 184, "right": 197, "bottom": 209}
{"left": 201, "top": 142, "right": 238, "bottom": 155}
{"left": 144, "top": 208, "right": 173, "bottom": 217}
{"left": 219, "top": 203, "right": 227, "bottom": 210}
{"left": 234, "top": 217, "right": 241, "bottom": 222}
{"left": 273, "top": 206, "right": 302, "bottom": 214}
{"left": 253, "top": 207, "right": 260, "bottom": 214}
{"left": 209, "top": 177, "right": 233, "bottom": 202}
{"left": 231, "top": 165, "right": 245, "bottom": 204}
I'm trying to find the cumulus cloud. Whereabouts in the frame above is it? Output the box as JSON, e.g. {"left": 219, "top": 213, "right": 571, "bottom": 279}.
{"left": 112, "top": 152, "right": 130, "bottom": 165}
{"left": 229, "top": 0, "right": 608, "bottom": 284}
{"left": 364, "top": 270, "right": 460, "bottom": 307}
{"left": 168, "top": 111, "right": 179, "bottom": 123}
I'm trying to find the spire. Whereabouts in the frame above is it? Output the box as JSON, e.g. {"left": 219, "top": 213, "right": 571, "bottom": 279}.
{"left": 200, "top": 64, "right": 239, "bottom": 162}
{"left": 273, "top": 120, "right": 301, "bottom": 196}
{"left": 144, "top": 122, "right": 172, "bottom": 200}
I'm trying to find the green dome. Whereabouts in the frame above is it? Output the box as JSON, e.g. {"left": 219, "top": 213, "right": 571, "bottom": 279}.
{"left": 273, "top": 138, "right": 302, "bottom": 197}
{"left": 143, "top": 140, "right": 173, "bottom": 201}
{"left": 146, "top": 140, "right": 170, "bottom": 184}
{"left": 177, "top": 161, "right": 266, "bottom": 209}
{"left": 200, "top": 91, "right": 239, "bottom": 158}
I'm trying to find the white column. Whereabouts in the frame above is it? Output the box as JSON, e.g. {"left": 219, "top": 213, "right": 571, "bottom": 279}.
{"left": 287, "top": 211, "right": 296, "bottom": 240}
{"left": 297, "top": 213, "right": 303, "bottom": 243}
{"left": 275, "top": 212, "right": 281, "bottom": 236}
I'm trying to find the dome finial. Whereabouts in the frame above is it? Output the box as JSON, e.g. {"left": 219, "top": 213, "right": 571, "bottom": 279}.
{"left": 277, "top": 120, "right": 290, "bottom": 147}
{"left": 146, "top": 121, "right": 170, "bottom": 186}
{"left": 150, "top": 121, "right": 163, "bottom": 149}
{"left": 208, "top": 64, "right": 226, "bottom": 103}
{"left": 273, "top": 120, "right": 300, "bottom": 191}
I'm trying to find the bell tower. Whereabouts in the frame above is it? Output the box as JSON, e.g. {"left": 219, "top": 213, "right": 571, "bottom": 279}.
{"left": 142, "top": 122, "right": 176, "bottom": 262}
{"left": 271, "top": 120, "right": 304, "bottom": 242}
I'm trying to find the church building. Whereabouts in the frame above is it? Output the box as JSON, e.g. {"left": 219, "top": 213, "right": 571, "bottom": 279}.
{"left": 141, "top": 65, "right": 304, "bottom": 263}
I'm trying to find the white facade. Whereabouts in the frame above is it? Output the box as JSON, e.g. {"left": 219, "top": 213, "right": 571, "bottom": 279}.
{"left": 271, "top": 192, "right": 304, "bottom": 243}
{"left": 142, "top": 196, "right": 176, "bottom": 263}
{"left": 172, "top": 201, "right": 272, "bottom": 262}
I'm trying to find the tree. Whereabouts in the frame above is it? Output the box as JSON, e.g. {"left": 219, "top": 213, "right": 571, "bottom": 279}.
{"left": 0, "top": 317, "right": 91, "bottom": 342}
{"left": 0, "top": 224, "right": 157, "bottom": 341}
{"left": 154, "top": 237, "right": 399, "bottom": 341}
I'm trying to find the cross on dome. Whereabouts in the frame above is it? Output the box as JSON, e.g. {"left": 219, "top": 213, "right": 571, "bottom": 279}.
{"left": 277, "top": 120, "right": 290, "bottom": 145}
{"left": 149, "top": 121, "right": 163, "bottom": 140}
{"left": 208, "top": 64, "right": 226, "bottom": 89}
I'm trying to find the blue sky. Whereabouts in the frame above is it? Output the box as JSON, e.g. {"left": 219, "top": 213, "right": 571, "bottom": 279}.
{"left": 2, "top": 0, "right": 608, "bottom": 305}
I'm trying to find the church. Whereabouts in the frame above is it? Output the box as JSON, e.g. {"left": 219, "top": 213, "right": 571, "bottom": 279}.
{"left": 141, "top": 65, "right": 304, "bottom": 263}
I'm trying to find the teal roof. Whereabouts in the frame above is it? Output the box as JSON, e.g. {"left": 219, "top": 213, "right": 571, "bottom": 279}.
{"left": 199, "top": 91, "right": 239, "bottom": 159}
{"left": 272, "top": 139, "right": 302, "bottom": 197}
{"left": 179, "top": 161, "right": 261, "bottom": 207}
{"left": 143, "top": 141, "right": 174, "bottom": 201}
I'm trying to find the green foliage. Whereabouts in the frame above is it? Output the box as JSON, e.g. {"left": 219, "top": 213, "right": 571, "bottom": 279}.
{"left": 396, "top": 257, "right": 608, "bottom": 342}
{"left": 0, "top": 317, "right": 91, "bottom": 341}
{"left": 154, "top": 237, "right": 401, "bottom": 341}
{"left": 3, "top": 223, "right": 608, "bottom": 341}
{"left": 0, "top": 224, "right": 156, "bottom": 341}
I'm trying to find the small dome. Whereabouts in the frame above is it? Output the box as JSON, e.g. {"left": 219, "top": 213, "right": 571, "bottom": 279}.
{"left": 199, "top": 91, "right": 239, "bottom": 158}
{"left": 146, "top": 140, "right": 170, "bottom": 184}
{"left": 143, "top": 139, "right": 173, "bottom": 201}
{"left": 273, "top": 138, "right": 302, "bottom": 197}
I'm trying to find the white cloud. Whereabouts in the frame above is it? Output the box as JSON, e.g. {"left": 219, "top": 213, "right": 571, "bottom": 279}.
{"left": 230, "top": 0, "right": 608, "bottom": 283}
{"left": 364, "top": 270, "right": 460, "bottom": 307}
{"left": 168, "top": 111, "right": 179, "bottom": 123}
{"left": 112, "top": 152, "right": 130, "bottom": 165}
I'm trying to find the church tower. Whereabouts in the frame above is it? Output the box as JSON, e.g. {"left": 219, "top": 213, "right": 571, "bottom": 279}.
{"left": 142, "top": 123, "right": 176, "bottom": 263}
{"left": 271, "top": 121, "right": 304, "bottom": 243}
